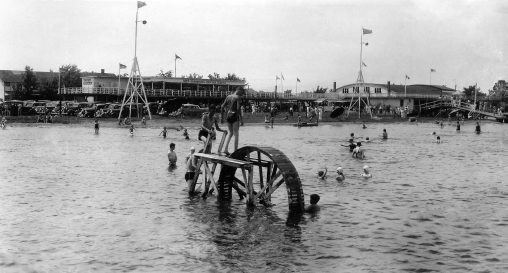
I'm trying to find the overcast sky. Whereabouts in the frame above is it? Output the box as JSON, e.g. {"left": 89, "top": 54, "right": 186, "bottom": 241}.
{"left": 1, "top": 0, "right": 506, "bottom": 93}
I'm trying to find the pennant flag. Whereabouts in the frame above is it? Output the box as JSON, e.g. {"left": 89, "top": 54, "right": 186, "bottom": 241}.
{"left": 175, "top": 54, "right": 181, "bottom": 60}
{"left": 431, "top": 69, "right": 436, "bottom": 72}
{"left": 276, "top": 76, "right": 280, "bottom": 80}
{"left": 297, "top": 78, "right": 300, "bottom": 82}
{"left": 362, "top": 62, "right": 367, "bottom": 67}
{"left": 406, "top": 75, "right": 410, "bottom": 80}
{"left": 362, "top": 28, "right": 372, "bottom": 35}
{"left": 119, "top": 63, "right": 127, "bottom": 69}
{"left": 281, "top": 73, "right": 285, "bottom": 80}
{"left": 59, "top": 68, "right": 66, "bottom": 73}
{"left": 137, "top": 1, "right": 146, "bottom": 8}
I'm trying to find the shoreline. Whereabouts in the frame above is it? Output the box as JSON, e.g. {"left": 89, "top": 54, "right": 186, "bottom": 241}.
{"left": 2, "top": 113, "right": 496, "bottom": 129}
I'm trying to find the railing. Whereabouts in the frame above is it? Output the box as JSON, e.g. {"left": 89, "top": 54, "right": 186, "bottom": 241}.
{"left": 60, "top": 87, "right": 459, "bottom": 100}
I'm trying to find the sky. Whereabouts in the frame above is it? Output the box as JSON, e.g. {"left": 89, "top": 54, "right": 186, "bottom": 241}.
{"left": 1, "top": 0, "right": 507, "bottom": 93}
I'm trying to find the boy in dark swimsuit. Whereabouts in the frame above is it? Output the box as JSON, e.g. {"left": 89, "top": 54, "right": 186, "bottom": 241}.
{"left": 199, "top": 105, "right": 225, "bottom": 153}
{"left": 221, "top": 86, "right": 245, "bottom": 155}
{"left": 94, "top": 119, "right": 99, "bottom": 134}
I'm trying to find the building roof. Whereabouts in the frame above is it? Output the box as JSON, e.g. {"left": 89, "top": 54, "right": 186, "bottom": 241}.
{"left": 338, "top": 82, "right": 455, "bottom": 96}
{"left": 0, "top": 69, "right": 116, "bottom": 83}
{"left": 389, "top": 84, "right": 455, "bottom": 95}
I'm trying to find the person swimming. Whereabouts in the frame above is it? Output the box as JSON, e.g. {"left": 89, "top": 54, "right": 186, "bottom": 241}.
{"left": 362, "top": 123, "right": 367, "bottom": 129}
{"left": 352, "top": 142, "right": 364, "bottom": 158}
{"left": 456, "top": 121, "right": 461, "bottom": 131}
{"left": 382, "top": 129, "right": 388, "bottom": 139}
{"left": 361, "top": 165, "right": 372, "bottom": 178}
{"left": 183, "top": 129, "right": 190, "bottom": 140}
{"left": 318, "top": 167, "right": 327, "bottom": 179}
{"left": 336, "top": 167, "right": 345, "bottom": 182}
{"left": 475, "top": 122, "right": 481, "bottom": 134}
{"left": 436, "top": 136, "right": 441, "bottom": 143}
{"left": 341, "top": 138, "right": 356, "bottom": 152}
{"left": 304, "top": 194, "right": 321, "bottom": 213}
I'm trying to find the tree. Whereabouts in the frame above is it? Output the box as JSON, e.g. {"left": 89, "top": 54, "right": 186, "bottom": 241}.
{"left": 314, "top": 85, "right": 328, "bottom": 93}
{"left": 463, "top": 85, "right": 475, "bottom": 96}
{"left": 208, "top": 72, "right": 221, "bottom": 80}
{"left": 489, "top": 80, "right": 506, "bottom": 99}
{"left": 60, "top": 64, "right": 82, "bottom": 88}
{"left": 185, "top": 73, "right": 203, "bottom": 79}
{"left": 157, "top": 69, "right": 173, "bottom": 78}
{"left": 14, "top": 66, "right": 39, "bottom": 100}
{"left": 39, "top": 72, "right": 59, "bottom": 100}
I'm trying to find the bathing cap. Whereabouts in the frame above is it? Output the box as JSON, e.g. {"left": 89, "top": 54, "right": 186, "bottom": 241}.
{"left": 363, "top": 165, "right": 369, "bottom": 170}
{"left": 336, "top": 167, "right": 343, "bottom": 173}
{"left": 190, "top": 147, "right": 195, "bottom": 151}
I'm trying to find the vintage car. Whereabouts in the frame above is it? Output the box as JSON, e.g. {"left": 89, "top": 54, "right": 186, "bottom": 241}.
{"left": 180, "top": 104, "right": 208, "bottom": 116}
{"left": 22, "top": 101, "right": 47, "bottom": 115}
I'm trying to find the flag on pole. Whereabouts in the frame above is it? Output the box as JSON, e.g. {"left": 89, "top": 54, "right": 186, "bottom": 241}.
{"left": 362, "top": 62, "right": 367, "bottom": 67}
{"left": 119, "top": 63, "right": 127, "bottom": 69}
{"left": 362, "top": 28, "right": 372, "bottom": 35}
{"left": 281, "top": 73, "right": 285, "bottom": 80}
{"left": 175, "top": 54, "right": 181, "bottom": 60}
{"left": 276, "top": 76, "right": 280, "bottom": 80}
{"left": 406, "top": 75, "right": 410, "bottom": 80}
{"left": 59, "top": 68, "right": 65, "bottom": 73}
{"left": 431, "top": 69, "right": 436, "bottom": 72}
{"left": 297, "top": 78, "right": 300, "bottom": 82}
{"left": 137, "top": 1, "right": 146, "bottom": 8}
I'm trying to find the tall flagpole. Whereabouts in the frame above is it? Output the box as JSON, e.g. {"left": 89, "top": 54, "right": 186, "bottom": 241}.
{"left": 405, "top": 76, "right": 407, "bottom": 97}
{"left": 175, "top": 55, "right": 177, "bottom": 77}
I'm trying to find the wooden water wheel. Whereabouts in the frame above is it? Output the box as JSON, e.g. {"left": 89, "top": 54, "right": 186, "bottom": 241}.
{"left": 214, "top": 146, "right": 305, "bottom": 212}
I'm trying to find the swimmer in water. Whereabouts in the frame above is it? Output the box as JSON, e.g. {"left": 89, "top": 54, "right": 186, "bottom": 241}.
{"left": 361, "top": 165, "right": 372, "bottom": 178}
{"left": 264, "top": 114, "right": 270, "bottom": 123}
{"left": 318, "top": 167, "right": 327, "bottom": 179}
{"left": 341, "top": 138, "right": 356, "bottom": 152}
{"left": 160, "top": 127, "right": 167, "bottom": 138}
{"left": 352, "top": 142, "right": 364, "bottom": 158}
{"left": 436, "top": 136, "right": 441, "bottom": 143}
{"left": 456, "top": 121, "right": 460, "bottom": 131}
{"left": 297, "top": 114, "right": 302, "bottom": 126}
{"left": 432, "top": 131, "right": 436, "bottom": 135}
{"left": 183, "top": 129, "right": 189, "bottom": 140}
{"left": 129, "top": 124, "right": 135, "bottom": 135}
{"left": 475, "top": 122, "right": 481, "bottom": 134}
{"left": 94, "top": 119, "right": 99, "bottom": 134}
{"left": 365, "top": 137, "right": 372, "bottom": 143}
{"left": 304, "top": 194, "right": 321, "bottom": 213}
{"left": 142, "top": 116, "right": 146, "bottom": 125}
{"left": 167, "top": 143, "right": 177, "bottom": 165}
{"left": 362, "top": 123, "right": 367, "bottom": 129}
{"left": 382, "top": 129, "right": 388, "bottom": 139}
{"left": 336, "top": 167, "right": 345, "bottom": 182}
{"left": 440, "top": 119, "right": 444, "bottom": 128}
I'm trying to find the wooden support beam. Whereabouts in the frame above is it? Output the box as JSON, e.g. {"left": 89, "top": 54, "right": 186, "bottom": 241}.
{"left": 255, "top": 170, "right": 282, "bottom": 200}
{"left": 241, "top": 167, "right": 254, "bottom": 206}
{"left": 257, "top": 151, "right": 264, "bottom": 192}
{"left": 203, "top": 162, "right": 219, "bottom": 194}
{"left": 264, "top": 178, "right": 285, "bottom": 200}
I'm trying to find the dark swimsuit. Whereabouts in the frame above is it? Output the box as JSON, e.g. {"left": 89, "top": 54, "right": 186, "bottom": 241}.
{"left": 198, "top": 129, "right": 209, "bottom": 140}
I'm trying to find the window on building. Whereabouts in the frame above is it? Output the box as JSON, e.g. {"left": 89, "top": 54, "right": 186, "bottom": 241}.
{"left": 375, "top": 88, "right": 381, "bottom": 93}
{"left": 4, "top": 82, "right": 10, "bottom": 87}
{"left": 364, "top": 87, "right": 370, "bottom": 93}
{"left": 342, "top": 88, "right": 349, "bottom": 93}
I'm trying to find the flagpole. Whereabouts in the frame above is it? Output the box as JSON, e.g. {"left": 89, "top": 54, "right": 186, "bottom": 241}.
{"left": 175, "top": 55, "right": 177, "bottom": 78}
{"left": 405, "top": 76, "right": 406, "bottom": 97}
{"left": 118, "top": 66, "right": 121, "bottom": 94}
{"left": 296, "top": 80, "right": 298, "bottom": 96}
{"left": 135, "top": 8, "right": 139, "bottom": 58}
{"left": 359, "top": 28, "right": 363, "bottom": 118}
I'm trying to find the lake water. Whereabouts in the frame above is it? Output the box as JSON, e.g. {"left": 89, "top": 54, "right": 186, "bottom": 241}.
{"left": 0, "top": 121, "right": 507, "bottom": 272}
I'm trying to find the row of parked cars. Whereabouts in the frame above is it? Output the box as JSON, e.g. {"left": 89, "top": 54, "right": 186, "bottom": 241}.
{"left": 1, "top": 100, "right": 211, "bottom": 118}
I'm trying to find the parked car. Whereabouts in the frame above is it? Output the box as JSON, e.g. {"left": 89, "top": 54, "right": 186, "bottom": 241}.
{"left": 22, "top": 101, "right": 47, "bottom": 115}
{"left": 180, "top": 104, "right": 208, "bottom": 116}
{"left": 65, "top": 102, "right": 81, "bottom": 116}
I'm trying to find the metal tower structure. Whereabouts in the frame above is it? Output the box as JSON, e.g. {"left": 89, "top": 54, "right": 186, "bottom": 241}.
{"left": 119, "top": 1, "right": 151, "bottom": 120}
{"left": 347, "top": 27, "right": 373, "bottom": 118}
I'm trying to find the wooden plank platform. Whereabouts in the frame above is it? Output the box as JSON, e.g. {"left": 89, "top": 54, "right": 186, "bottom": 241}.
{"left": 194, "top": 152, "right": 252, "bottom": 168}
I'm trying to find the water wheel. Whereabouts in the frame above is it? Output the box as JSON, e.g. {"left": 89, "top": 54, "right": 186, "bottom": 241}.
{"left": 214, "top": 146, "right": 305, "bottom": 212}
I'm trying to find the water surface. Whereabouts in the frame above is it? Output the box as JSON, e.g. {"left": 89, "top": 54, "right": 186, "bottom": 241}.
{"left": 0, "top": 121, "right": 507, "bottom": 272}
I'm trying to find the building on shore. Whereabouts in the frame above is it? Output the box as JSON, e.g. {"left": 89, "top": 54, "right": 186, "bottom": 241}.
{"left": 336, "top": 82, "right": 455, "bottom": 111}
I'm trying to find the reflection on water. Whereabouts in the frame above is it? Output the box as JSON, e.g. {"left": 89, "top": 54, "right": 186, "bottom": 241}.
{"left": 0, "top": 121, "right": 507, "bottom": 272}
